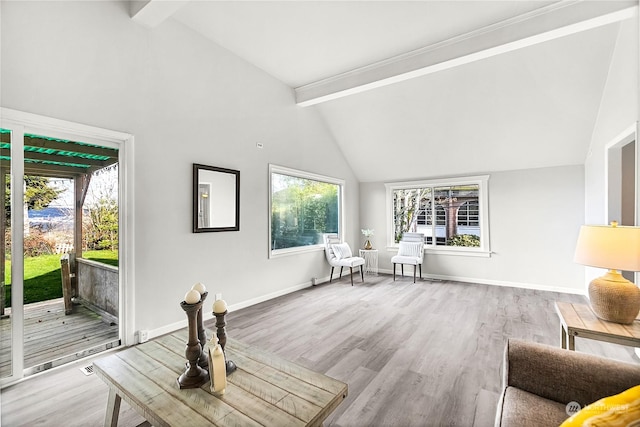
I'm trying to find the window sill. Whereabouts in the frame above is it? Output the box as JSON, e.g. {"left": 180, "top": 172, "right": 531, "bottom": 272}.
{"left": 270, "top": 244, "right": 325, "bottom": 259}
{"left": 386, "top": 246, "right": 491, "bottom": 258}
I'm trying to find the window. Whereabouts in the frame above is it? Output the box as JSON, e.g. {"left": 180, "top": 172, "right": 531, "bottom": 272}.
{"left": 269, "top": 165, "right": 343, "bottom": 257}
{"left": 385, "top": 175, "right": 490, "bottom": 255}
{"left": 457, "top": 201, "right": 479, "bottom": 226}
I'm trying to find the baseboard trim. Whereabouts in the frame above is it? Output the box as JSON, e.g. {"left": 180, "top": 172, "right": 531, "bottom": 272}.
{"left": 144, "top": 278, "right": 321, "bottom": 342}
{"left": 378, "top": 268, "right": 586, "bottom": 295}
{"left": 144, "top": 270, "right": 585, "bottom": 342}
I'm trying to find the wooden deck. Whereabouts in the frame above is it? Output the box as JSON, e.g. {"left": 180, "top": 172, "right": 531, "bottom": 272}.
{"left": 0, "top": 298, "right": 119, "bottom": 377}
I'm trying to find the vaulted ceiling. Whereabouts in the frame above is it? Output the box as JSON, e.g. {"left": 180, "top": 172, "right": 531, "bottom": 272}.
{"left": 131, "top": 0, "right": 638, "bottom": 182}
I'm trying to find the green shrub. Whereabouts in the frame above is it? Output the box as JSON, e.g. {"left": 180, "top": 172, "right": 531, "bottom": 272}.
{"left": 447, "top": 234, "right": 480, "bottom": 247}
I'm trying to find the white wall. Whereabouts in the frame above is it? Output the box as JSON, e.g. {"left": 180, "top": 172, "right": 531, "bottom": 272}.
{"left": 360, "top": 165, "right": 586, "bottom": 293}
{"left": 1, "top": 1, "right": 359, "bottom": 338}
{"left": 584, "top": 18, "right": 638, "bottom": 285}
{"left": 586, "top": 18, "right": 638, "bottom": 225}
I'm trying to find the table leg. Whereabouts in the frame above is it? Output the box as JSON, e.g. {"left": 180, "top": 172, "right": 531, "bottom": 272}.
{"left": 105, "top": 388, "right": 122, "bottom": 427}
{"left": 561, "top": 326, "right": 567, "bottom": 349}
{"left": 568, "top": 333, "right": 575, "bottom": 351}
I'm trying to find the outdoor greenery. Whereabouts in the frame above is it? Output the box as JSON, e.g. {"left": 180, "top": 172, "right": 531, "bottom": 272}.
{"left": 85, "top": 197, "right": 118, "bottom": 250}
{"left": 271, "top": 173, "right": 339, "bottom": 250}
{"left": 83, "top": 164, "right": 119, "bottom": 251}
{"left": 3, "top": 250, "right": 118, "bottom": 307}
{"left": 447, "top": 234, "right": 480, "bottom": 247}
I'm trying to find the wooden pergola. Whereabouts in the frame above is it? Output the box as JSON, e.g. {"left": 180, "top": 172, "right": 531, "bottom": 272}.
{"left": 0, "top": 130, "right": 118, "bottom": 315}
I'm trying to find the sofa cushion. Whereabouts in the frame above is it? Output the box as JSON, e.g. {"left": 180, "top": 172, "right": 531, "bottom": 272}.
{"left": 499, "top": 386, "right": 568, "bottom": 427}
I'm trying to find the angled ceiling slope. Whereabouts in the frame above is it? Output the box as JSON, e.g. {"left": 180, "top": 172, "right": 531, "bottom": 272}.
{"left": 131, "top": 1, "right": 638, "bottom": 182}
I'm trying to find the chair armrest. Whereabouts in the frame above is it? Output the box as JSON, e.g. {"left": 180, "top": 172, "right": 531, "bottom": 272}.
{"left": 504, "top": 339, "right": 640, "bottom": 406}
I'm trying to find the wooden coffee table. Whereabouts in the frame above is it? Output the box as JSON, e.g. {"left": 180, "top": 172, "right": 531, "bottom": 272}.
{"left": 93, "top": 332, "right": 347, "bottom": 427}
{"left": 554, "top": 301, "right": 640, "bottom": 350}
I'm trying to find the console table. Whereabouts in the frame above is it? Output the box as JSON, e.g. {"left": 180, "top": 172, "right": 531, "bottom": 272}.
{"left": 359, "top": 249, "right": 378, "bottom": 275}
{"left": 93, "top": 332, "right": 348, "bottom": 426}
{"left": 554, "top": 301, "right": 640, "bottom": 351}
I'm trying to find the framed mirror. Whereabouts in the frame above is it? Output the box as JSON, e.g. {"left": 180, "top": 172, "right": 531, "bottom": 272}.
{"left": 193, "top": 164, "right": 240, "bottom": 233}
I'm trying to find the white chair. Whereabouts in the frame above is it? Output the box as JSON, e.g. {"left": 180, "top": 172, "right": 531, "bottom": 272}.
{"left": 323, "top": 234, "right": 365, "bottom": 286}
{"left": 391, "top": 233, "right": 425, "bottom": 283}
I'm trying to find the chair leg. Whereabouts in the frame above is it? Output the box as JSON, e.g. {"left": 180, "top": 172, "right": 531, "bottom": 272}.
{"left": 419, "top": 264, "right": 422, "bottom": 279}
{"left": 361, "top": 265, "right": 364, "bottom": 281}
{"left": 393, "top": 263, "right": 396, "bottom": 281}
{"left": 413, "top": 265, "right": 417, "bottom": 283}
{"left": 350, "top": 267, "right": 354, "bottom": 286}
{"left": 401, "top": 265, "right": 404, "bottom": 277}
{"left": 340, "top": 267, "right": 344, "bottom": 279}
{"left": 329, "top": 267, "right": 334, "bottom": 283}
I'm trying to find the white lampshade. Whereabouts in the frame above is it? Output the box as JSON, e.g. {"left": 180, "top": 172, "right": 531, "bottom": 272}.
{"left": 574, "top": 224, "right": 640, "bottom": 272}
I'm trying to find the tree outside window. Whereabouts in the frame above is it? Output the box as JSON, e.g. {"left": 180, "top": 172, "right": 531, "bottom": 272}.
{"left": 390, "top": 181, "right": 485, "bottom": 249}
{"left": 270, "top": 167, "right": 341, "bottom": 253}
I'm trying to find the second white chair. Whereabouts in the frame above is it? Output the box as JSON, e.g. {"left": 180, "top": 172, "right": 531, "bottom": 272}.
{"left": 391, "top": 233, "right": 425, "bottom": 283}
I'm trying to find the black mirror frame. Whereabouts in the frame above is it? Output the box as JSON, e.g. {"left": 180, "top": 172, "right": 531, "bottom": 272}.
{"left": 193, "top": 163, "right": 240, "bottom": 233}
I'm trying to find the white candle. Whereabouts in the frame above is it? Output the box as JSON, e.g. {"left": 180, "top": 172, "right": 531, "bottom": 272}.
{"left": 192, "top": 282, "right": 206, "bottom": 294}
{"left": 184, "top": 289, "right": 201, "bottom": 304}
{"left": 213, "top": 299, "right": 227, "bottom": 314}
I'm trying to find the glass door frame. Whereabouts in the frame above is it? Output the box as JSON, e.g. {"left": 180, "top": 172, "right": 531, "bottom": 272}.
{"left": 0, "top": 108, "right": 135, "bottom": 386}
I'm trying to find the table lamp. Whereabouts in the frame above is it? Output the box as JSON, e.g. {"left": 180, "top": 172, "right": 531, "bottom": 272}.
{"left": 574, "top": 222, "right": 640, "bottom": 324}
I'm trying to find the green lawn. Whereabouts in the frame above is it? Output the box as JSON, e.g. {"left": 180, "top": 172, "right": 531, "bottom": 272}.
{"left": 3, "top": 250, "right": 118, "bottom": 307}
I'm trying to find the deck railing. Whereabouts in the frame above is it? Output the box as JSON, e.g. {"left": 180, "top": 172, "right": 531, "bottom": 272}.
{"left": 75, "top": 257, "right": 118, "bottom": 324}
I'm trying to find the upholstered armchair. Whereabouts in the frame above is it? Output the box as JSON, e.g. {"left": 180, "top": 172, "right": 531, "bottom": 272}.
{"left": 391, "top": 233, "right": 424, "bottom": 283}
{"left": 496, "top": 339, "right": 640, "bottom": 426}
{"left": 323, "top": 234, "right": 365, "bottom": 286}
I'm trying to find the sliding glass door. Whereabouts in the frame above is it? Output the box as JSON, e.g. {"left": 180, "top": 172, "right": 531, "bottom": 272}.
{"left": 0, "top": 110, "right": 131, "bottom": 386}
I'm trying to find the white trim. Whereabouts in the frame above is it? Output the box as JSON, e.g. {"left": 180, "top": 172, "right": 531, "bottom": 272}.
{"left": 146, "top": 270, "right": 586, "bottom": 342}
{"left": 8, "top": 125, "right": 25, "bottom": 386}
{"left": 119, "top": 134, "right": 135, "bottom": 346}
{"left": 385, "top": 175, "right": 490, "bottom": 255}
{"left": 146, "top": 279, "right": 317, "bottom": 341}
{"left": 296, "top": 2, "right": 637, "bottom": 106}
{"left": 269, "top": 245, "right": 325, "bottom": 258}
{"left": 604, "top": 123, "right": 637, "bottom": 224}
{"left": 0, "top": 108, "right": 134, "bottom": 386}
{"left": 386, "top": 246, "right": 491, "bottom": 258}
{"left": 377, "top": 269, "right": 587, "bottom": 295}
{"left": 268, "top": 164, "right": 345, "bottom": 259}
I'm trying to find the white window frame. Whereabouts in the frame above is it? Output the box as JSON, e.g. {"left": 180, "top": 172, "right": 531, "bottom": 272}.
{"left": 0, "top": 108, "right": 134, "bottom": 387}
{"left": 385, "top": 175, "right": 490, "bottom": 257}
{"left": 268, "top": 164, "right": 344, "bottom": 258}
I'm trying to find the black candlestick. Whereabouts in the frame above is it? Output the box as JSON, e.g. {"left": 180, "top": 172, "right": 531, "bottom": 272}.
{"left": 213, "top": 309, "right": 237, "bottom": 374}
{"left": 177, "top": 300, "right": 209, "bottom": 389}
{"left": 197, "top": 292, "right": 208, "bottom": 369}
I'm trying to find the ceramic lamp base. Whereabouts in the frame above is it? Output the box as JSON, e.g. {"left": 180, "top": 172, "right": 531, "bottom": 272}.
{"left": 589, "top": 270, "right": 640, "bottom": 324}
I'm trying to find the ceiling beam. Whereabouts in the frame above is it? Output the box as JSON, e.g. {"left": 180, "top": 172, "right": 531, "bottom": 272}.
{"left": 130, "top": 0, "right": 188, "bottom": 28}
{"left": 296, "top": 1, "right": 638, "bottom": 107}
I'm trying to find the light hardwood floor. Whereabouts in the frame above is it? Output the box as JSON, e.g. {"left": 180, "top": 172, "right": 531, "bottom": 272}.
{"left": 1, "top": 276, "right": 637, "bottom": 426}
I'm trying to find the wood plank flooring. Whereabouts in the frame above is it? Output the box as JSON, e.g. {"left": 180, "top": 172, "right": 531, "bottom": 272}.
{"left": 0, "top": 298, "right": 119, "bottom": 377}
{"left": 2, "top": 276, "right": 637, "bottom": 426}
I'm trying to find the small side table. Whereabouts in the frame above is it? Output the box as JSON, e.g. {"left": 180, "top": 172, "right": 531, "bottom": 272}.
{"left": 554, "top": 301, "right": 640, "bottom": 351}
{"left": 359, "top": 249, "right": 379, "bottom": 275}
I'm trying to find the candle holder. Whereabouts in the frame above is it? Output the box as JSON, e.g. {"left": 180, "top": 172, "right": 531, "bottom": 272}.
{"left": 213, "top": 309, "right": 237, "bottom": 374}
{"left": 197, "top": 292, "right": 208, "bottom": 369}
{"left": 177, "top": 300, "right": 209, "bottom": 389}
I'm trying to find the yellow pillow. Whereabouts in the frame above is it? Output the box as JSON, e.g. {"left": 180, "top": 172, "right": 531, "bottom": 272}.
{"left": 560, "top": 385, "right": 640, "bottom": 427}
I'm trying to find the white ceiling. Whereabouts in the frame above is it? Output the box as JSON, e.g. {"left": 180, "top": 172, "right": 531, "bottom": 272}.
{"left": 155, "top": 1, "right": 636, "bottom": 182}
